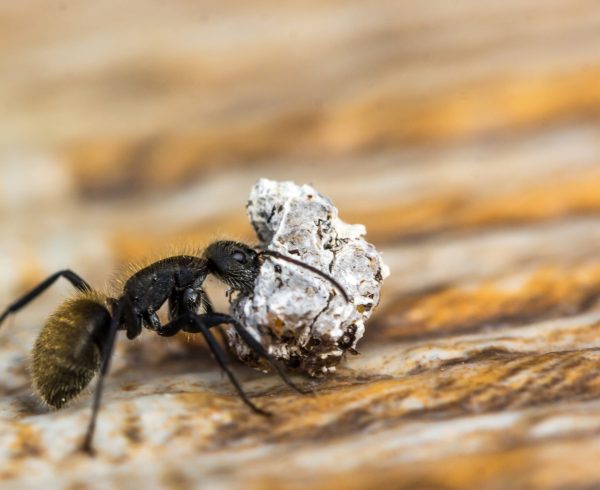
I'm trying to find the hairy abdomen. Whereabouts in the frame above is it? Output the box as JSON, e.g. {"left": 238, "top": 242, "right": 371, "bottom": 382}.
{"left": 31, "top": 293, "right": 111, "bottom": 408}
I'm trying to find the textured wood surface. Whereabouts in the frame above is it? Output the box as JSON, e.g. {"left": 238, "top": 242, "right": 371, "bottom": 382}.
{"left": 2, "top": 1, "right": 600, "bottom": 489}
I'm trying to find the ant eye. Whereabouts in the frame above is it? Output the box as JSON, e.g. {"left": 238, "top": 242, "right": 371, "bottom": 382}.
{"left": 231, "top": 251, "right": 246, "bottom": 263}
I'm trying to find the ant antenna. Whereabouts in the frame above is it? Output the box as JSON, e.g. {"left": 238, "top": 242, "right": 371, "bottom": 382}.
{"left": 259, "top": 250, "right": 350, "bottom": 302}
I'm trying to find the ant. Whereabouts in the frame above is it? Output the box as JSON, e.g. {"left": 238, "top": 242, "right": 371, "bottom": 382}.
{"left": 0, "top": 240, "right": 349, "bottom": 455}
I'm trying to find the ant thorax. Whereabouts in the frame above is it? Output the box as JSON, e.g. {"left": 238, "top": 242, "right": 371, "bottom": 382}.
{"left": 227, "top": 179, "right": 389, "bottom": 377}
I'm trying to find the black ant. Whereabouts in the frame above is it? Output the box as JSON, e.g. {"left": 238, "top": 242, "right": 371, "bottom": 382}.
{"left": 0, "top": 240, "right": 349, "bottom": 455}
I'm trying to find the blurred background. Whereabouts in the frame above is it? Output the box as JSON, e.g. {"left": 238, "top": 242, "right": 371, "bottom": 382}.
{"left": 3, "top": 0, "right": 600, "bottom": 303}
{"left": 3, "top": 1, "right": 600, "bottom": 488}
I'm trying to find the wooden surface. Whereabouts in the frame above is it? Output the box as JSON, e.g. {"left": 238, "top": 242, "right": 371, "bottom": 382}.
{"left": 2, "top": 1, "right": 600, "bottom": 489}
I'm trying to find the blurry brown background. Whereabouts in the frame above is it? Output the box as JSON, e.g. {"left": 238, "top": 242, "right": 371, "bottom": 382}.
{"left": 2, "top": 1, "right": 600, "bottom": 489}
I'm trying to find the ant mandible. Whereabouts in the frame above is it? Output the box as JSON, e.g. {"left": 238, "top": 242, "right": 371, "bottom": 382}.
{"left": 0, "top": 240, "right": 349, "bottom": 454}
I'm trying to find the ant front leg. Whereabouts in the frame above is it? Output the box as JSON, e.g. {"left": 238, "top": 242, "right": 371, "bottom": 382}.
{"left": 162, "top": 284, "right": 211, "bottom": 335}
{"left": 167, "top": 286, "right": 231, "bottom": 356}
{"left": 168, "top": 282, "right": 213, "bottom": 321}
{"left": 155, "top": 313, "right": 270, "bottom": 417}
{"left": 200, "top": 313, "right": 312, "bottom": 396}
{"left": 142, "top": 310, "right": 162, "bottom": 332}
{"left": 0, "top": 270, "right": 91, "bottom": 328}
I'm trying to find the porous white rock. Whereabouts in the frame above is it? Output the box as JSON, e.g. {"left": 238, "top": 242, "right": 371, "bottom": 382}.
{"left": 227, "top": 179, "right": 389, "bottom": 377}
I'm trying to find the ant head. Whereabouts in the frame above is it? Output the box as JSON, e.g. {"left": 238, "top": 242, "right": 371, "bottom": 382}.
{"left": 204, "top": 241, "right": 260, "bottom": 294}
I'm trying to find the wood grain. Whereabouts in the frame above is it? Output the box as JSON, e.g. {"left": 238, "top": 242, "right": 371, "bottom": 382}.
{"left": 1, "top": 1, "right": 600, "bottom": 489}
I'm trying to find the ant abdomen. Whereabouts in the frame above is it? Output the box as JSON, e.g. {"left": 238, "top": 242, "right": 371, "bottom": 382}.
{"left": 31, "top": 292, "right": 111, "bottom": 409}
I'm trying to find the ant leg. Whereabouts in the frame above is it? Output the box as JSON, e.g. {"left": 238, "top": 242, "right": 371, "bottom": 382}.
{"left": 155, "top": 317, "right": 183, "bottom": 337}
{"left": 142, "top": 310, "right": 161, "bottom": 332}
{"left": 200, "top": 313, "right": 312, "bottom": 395}
{"left": 0, "top": 270, "right": 91, "bottom": 328}
{"left": 155, "top": 313, "right": 270, "bottom": 416}
{"left": 168, "top": 285, "right": 212, "bottom": 321}
{"left": 200, "top": 296, "right": 236, "bottom": 361}
{"left": 193, "top": 292, "right": 232, "bottom": 361}
{"left": 167, "top": 288, "right": 229, "bottom": 359}
{"left": 126, "top": 314, "right": 142, "bottom": 340}
{"left": 80, "top": 297, "right": 129, "bottom": 455}
{"left": 193, "top": 317, "right": 271, "bottom": 417}
{"left": 201, "top": 293, "right": 214, "bottom": 314}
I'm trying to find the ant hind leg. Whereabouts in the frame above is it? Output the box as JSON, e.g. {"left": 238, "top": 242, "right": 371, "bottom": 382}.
{"left": 80, "top": 297, "right": 131, "bottom": 456}
{"left": 0, "top": 269, "right": 91, "bottom": 328}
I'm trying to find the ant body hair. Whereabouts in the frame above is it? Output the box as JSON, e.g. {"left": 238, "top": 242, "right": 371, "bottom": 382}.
{"left": 0, "top": 240, "right": 349, "bottom": 455}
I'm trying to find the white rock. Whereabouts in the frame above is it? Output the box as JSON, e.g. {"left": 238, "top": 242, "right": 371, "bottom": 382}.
{"left": 227, "top": 179, "right": 389, "bottom": 377}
